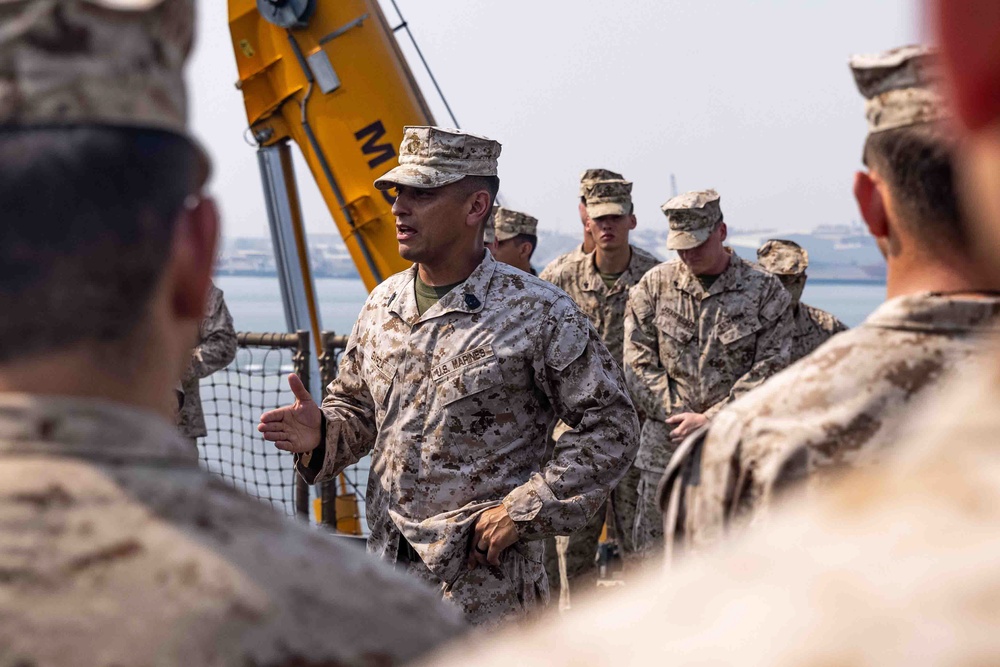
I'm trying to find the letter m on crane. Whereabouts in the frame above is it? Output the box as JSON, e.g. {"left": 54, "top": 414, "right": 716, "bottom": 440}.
{"left": 355, "top": 120, "right": 395, "bottom": 170}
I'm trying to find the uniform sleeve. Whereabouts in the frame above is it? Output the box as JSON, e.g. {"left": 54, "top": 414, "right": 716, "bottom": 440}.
{"left": 622, "top": 280, "right": 671, "bottom": 422}
{"left": 704, "top": 279, "right": 793, "bottom": 419}
{"left": 296, "top": 322, "right": 378, "bottom": 485}
{"left": 186, "top": 285, "right": 237, "bottom": 380}
{"left": 501, "top": 298, "right": 640, "bottom": 540}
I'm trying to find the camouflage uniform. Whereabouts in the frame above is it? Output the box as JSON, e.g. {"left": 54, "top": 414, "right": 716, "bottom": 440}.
{"left": 422, "top": 353, "right": 1000, "bottom": 667}
{"left": 660, "top": 47, "right": 994, "bottom": 558}
{"left": 757, "top": 239, "right": 847, "bottom": 362}
{"left": 0, "top": 3, "right": 465, "bottom": 664}
{"left": 624, "top": 191, "right": 792, "bottom": 553}
{"left": 0, "top": 397, "right": 465, "bottom": 666}
{"left": 177, "top": 282, "right": 237, "bottom": 441}
{"left": 661, "top": 292, "right": 1000, "bottom": 556}
{"left": 302, "top": 128, "right": 640, "bottom": 627}
{"left": 541, "top": 178, "right": 659, "bottom": 590}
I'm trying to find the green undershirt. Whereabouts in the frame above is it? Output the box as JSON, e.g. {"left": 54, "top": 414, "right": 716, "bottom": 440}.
{"left": 599, "top": 270, "right": 624, "bottom": 289}
{"left": 414, "top": 274, "right": 464, "bottom": 315}
{"left": 697, "top": 273, "right": 721, "bottom": 290}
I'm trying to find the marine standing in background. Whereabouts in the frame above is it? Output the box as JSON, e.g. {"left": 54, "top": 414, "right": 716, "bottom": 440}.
{"left": 659, "top": 45, "right": 1000, "bottom": 557}
{"left": 541, "top": 177, "right": 659, "bottom": 592}
{"left": 176, "top": 281, "right": 237, "bottom": 446}
{"left": 259, "top": 126, "right": 639, "bottom": 627}
{"left": 623, "top": 189, "right": 793, "bottom": 555}
{"left": 540, "top": 168, "right": 621, "bottom": 275}
{"left": 490, "top": 206, "right": 540, "bottom": 275}
{"left": 0, "top": 2, "right": 466, "bottom": 665}
{"left": 756, "top": 239, "right": 847, "bottom": 362}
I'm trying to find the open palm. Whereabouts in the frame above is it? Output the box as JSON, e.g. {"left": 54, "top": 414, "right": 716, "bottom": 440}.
{"left": 258, "top": 373, "right": 323, "bottom": 453}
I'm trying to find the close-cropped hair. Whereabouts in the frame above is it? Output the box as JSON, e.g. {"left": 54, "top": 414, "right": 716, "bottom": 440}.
{"left": 456, "top": 175, "right": 501, "bottom": 226}
{"left": 862, "top": 123, "right": 967, "bottom": 252}
{"left": 0, "top": 127, "right": 199, "bottom": 362}
{"left": 504, "top": 233, "right": 538, "bottom": 257}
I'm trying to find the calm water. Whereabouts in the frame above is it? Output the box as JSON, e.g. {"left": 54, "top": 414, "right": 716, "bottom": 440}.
{"left": 215, "top": 275, "right": 887, "bottom": 334}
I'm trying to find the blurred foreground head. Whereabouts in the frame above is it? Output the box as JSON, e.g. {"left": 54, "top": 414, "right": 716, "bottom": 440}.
{"left": 934, "top": 0, "right": 1000, "bottom": 283}
{"left": 0, "top": 0, "right": 217, "bottom": 403}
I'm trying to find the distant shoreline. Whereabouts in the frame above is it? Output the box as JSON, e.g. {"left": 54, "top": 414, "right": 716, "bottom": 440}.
{"left": 216, "top": 271, "right": 888, "bottom": 287}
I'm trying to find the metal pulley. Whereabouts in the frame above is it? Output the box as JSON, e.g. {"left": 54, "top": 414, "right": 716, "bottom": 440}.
{"left": 257, "top": 0, "right": 316, "bottom": 29}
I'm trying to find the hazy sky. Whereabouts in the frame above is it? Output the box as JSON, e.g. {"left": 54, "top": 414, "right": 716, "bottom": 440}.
{"left": 190, "top": 1, "right": 922, "bottom": 241}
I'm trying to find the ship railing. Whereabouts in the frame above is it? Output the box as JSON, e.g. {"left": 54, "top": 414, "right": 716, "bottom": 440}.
{"left": 196, "top": 330, "right": 368, "bottom": 536}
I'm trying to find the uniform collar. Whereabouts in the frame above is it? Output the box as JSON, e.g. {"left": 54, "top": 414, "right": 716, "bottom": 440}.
{"left": 389, "top": 250, "right": 496, "bottom": 325}
{"left": 864, "top": 292, "right": 1000, "bottom": 333}
{"left": 676, "top": 248, "right": 750, "bottom": 297}
{"left": 581, "top": 246, "right": 646, "bottom": 296}
{"left": 0, "top": 394, "right": 197, "bottom": 465}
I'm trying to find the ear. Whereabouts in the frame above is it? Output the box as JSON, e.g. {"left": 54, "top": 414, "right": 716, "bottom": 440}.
{"left": 717, "top": 221, "right": 728, "bottom": 242}
{"left": 169, "top": 196, "right": 220, "bottom": 321}
{"left": 628, "top": 214, "right": 637, "bottom": 231}
{"left": 853, "top": 171, "right": 889, "bottom": 240}
{"left": 578, "top": 201, "right": 589, "bottom": 225}
{"left": 466, "top": 191, "right": 492, "bottom": 230}
{"left": 518, "top": 240, "right": 533, "bottom": 263}
{"left": 935, "top": 0, "right": 1000, "bottom": 132}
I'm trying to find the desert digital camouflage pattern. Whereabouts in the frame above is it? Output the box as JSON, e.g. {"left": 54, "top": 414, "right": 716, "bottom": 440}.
{"left": 623, "top": 251, "right": 793, "bottom": 549}
{"left": 661, "top": 292, "right": 1000, "bottom": 557}
{"left": 788, "top": 303, "right": 848, "bottom": 361}
{"left": 757, "top": 240, "right": 848, "bottom": 361}
{"left": 0, "top": 395, "right": 465, "bottom": 667}
{"left": 540, "top": 244, "right": 659, "bottom": 578}
{"left": 420, "top": 353, "right": 1000, "bottom": 666}
{"left": 662, "top": 189, "right": 723, "bottom": 250}
{"left": 578, "top": 168, "right": 623, "bottom": 196}
{"left": 583, "top": 179, "right": 633, "bottom": 220}
{"left": 374, "top": 126, "right": 501, "bottom": 190}
{"left": 0, "top": 0, "right": 209, "bottom": 171}
{"left": 493, "top": 206, "right": 538, "bottom": 241}
{"left": 540, "top": 244, "right": 590, "bottom": 281}
{"left": 177, "top": 283, "right": 237, "bottom": 440}
{"left": 298, "top": 251, "right": 639, "bottom": 626}
{"left": 850, "top": 45, "right": 949, "bottom": 134}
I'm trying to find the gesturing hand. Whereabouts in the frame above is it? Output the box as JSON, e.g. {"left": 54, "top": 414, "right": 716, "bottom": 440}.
{"left": 257, "top": 373, "right": 323, "bottom": 454}
{"left": 467, "top": 505, "right": 519, "bottom": 569}
{"left": 667, "top": 412, "right": 708, "bottom": 443}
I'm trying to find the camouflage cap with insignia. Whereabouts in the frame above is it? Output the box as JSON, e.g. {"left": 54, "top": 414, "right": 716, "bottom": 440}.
{"left": 579, "top": 168, "right": 624, "bottom": 197}
{"left": 850, "top": 45, "right": 948, "bottom": 134}
{"left": 0, "top": 0, "right": 209, "bottom": 177}
{"left": 583, "top": 179, "right": 633, "bottom": 220}
{"left": 662, "top": 189, "right": 722, "bottom": 250}
{"left": 493, "top": 206, "right": 538, "bottom": 242}
{"left": 374, "top": 126, "right": 501, "bottom": 190}
{"left": 757, "top": 239, "right": 809, "bottom": 275}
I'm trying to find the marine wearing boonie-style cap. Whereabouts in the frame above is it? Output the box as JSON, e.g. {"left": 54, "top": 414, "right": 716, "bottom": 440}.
{"left": 850, "top": 44, "right": 949, "bottom": 135}
{"left": 583, "top": 179, "right": 633, "bottom": 219}
{"left": 662, "top": 189, "right": 723, "bottom": 251}
{"left": 374, "top": 126, "right": 501, "bottom": 190}
{"left": 757, "top": 239, "right": 809, "bottom": 275}
{"left": 493, "top": 206, "right": 538, "bottom": 241}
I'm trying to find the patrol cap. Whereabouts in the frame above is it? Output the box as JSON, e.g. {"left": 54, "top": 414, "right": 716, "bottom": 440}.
{"left": 849, "top": 45, "right": 948, "bottom": 134}
{"left": 579, "top": 168, "right": 624, "bottom": 197}
{"left": 484, "top": 205, "right": 498, "bottom": 245}
{"left": 757, "top": 239, "right": 808, "bottom": 275}
{"left": 0, "top": 0, "right": 210, "bottom": 179}
{"left": 662, "top": 189, "right": 722, "bottom": 250}
{"left": 374, "top": 126, "right": 501, "bottom": 190}
{"left": 584, "top": 179, "right": 633, "bottom": 219}
{"left": 493, "top": 206, "right": 538, "bottom": 242}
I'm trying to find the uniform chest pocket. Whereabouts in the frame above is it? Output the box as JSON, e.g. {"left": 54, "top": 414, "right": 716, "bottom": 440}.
{"left": 718, "top": 318, "right": 762, "bottom": 346}
{"left": 655, "top": 309, "right": 696, "bottom": 362}
{"left": 432, "top": 347, "right": 505, "bottom": 407}
{"left": 366, "top": 353, "right": 398, "bottom": 406}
